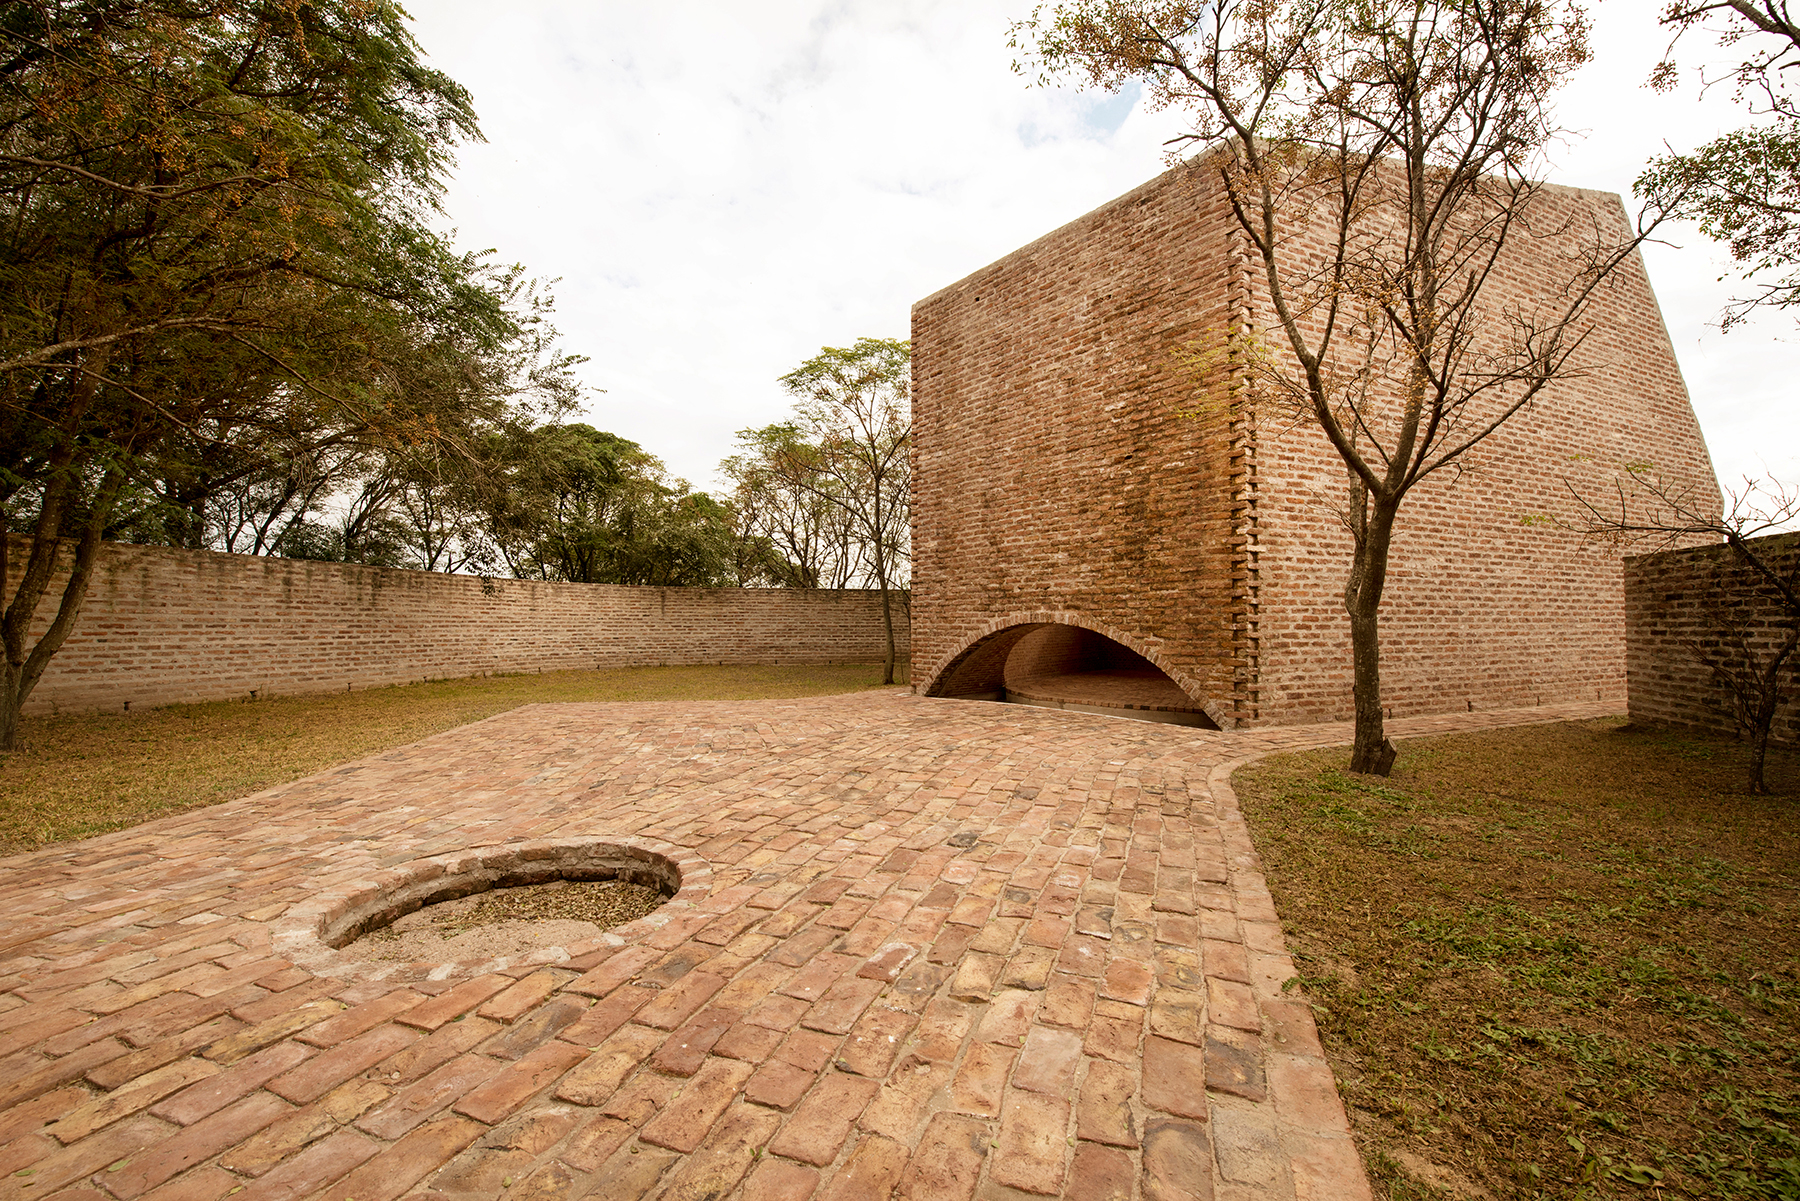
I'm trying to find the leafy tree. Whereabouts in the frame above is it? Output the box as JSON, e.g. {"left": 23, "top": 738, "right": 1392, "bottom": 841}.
{"left": 1641, "top": 2, "right": 1800, "bottom": 327}
{"left": 772, "top": 338, "right": 911, "bottom": 685}
{"left": 1015, "top": 0, "right": 1655, "bottom": 773}
{"left": 0, "top": 0, "right": 578, "bottom": 748}
{"left": 487, "top": 424, "right": 732, "bottom": 587}
{"left": 721, "top": 423, "right": 868, "bottom": 588}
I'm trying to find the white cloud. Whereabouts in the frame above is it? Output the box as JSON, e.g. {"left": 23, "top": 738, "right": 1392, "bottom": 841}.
{"left": 406, "top": 0, "right": 1794, "bottom": 495}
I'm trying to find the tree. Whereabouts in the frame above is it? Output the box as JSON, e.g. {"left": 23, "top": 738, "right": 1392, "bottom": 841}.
{"left": 0, "top": 0, "right": 579, "bottom": 748}
{"left": 1641, "top": 2, "right": 1800, "bottom": 327}
{"left": 720, "top": 423, "right": 868, "bottom": 588}
{"left": 1571, "top": 472, "right": 1798, "bottom": 794}
{"left": 772, "top": 338, "right": 911, "bottom": 685}
{"left": 485, "top": 424, "right": 733, "bottom": 587}
{"left": 1014, "top": 0, "right": 1655, "bottom": 773}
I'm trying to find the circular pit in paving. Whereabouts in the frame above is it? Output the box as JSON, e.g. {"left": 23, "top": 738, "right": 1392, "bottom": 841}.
{"left": 270, "top": 836, "right": 711, "bottom": 980}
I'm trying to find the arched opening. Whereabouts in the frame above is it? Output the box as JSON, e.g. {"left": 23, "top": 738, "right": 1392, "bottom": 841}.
{"left": 929, "top": 622, "right": 1219, "bottom": 729}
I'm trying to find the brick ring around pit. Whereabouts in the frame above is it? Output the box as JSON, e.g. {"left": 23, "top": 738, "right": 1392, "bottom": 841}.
{"left": 269, "top": 836, "right": 711, "bottom": 982}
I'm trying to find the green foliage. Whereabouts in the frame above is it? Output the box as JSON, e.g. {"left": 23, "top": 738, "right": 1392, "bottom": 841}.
{"left": 1640, "top": 3, "right": 1800, "bottom": 327}
{"left": 487, "top": 424, "right": 734, "bottom": 587}
{"left": 0, "top": 0, "right": 582, "bottom": 743}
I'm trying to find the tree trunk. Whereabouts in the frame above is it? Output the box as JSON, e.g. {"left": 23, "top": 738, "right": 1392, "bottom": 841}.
{"left": 1746, "top": 624, "right": 1797, "bottom": 796}
{"left": 872, "top": 538, "right": 896, "bottom": 686}
{"left": 0, "top": 467, "right": 124, "bottom": 751}
{"left": 1347, "top": 499, "right": 1400, "bottom": 776}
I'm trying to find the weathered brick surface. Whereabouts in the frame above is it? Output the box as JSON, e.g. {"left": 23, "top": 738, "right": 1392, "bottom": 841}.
{"left": 911, "top": 159, "right": 1718, "bottom": 727}
{"left": 1624, "top": 531, "right": 1799, "bottom": 745}
{"left": 0, "top": 691, "right": 1612, "bottom": 1198}
{"left": 3, "top": 535, "right": 908, "bottom": 714}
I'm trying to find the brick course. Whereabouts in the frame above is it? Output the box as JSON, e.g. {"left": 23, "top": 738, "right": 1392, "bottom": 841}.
{"left": 911, "top": 159, "right": 1718, "bottom": 725}
{"left": 4, "top": 536, "right": 908, "bottom": 714}
{"left": 1624, "top": 532, "right": 1799, "bottom": 744}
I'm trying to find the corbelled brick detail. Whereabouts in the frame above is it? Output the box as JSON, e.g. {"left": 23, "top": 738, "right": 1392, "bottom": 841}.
{"left": 1624, "top": 532, "right": 1799, "bottom": 744}
{"left": 5, "top": 536, "right": 908, "bottom": 714}
{"left": 911, "top": 160, "right": 1718, "bottom": 725}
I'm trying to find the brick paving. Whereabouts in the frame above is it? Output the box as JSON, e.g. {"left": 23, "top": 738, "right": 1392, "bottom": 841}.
{"left": 0, "top": 692, "right": 1616, "bottom": 1201}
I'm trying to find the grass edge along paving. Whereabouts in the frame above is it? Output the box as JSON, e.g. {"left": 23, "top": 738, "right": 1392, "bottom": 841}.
{"left": 0, "top": 662, "right": 907, "bottom": 855}
{"left": 1232, "top": 717, "right": 1800, "bottom": 1201}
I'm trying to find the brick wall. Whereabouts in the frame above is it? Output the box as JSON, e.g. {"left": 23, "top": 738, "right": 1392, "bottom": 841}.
{"left": 5, "top": 536, "right": 909, "bottom": 714}
{"left": 912, "top": 159, "right": 1719, "bottom": 726}
{"left": 1624, "top": 533, "right": 1799, "bottom": 744}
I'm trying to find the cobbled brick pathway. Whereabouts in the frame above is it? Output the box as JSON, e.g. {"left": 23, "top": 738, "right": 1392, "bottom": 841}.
{"left": 0, "top": 692, "right": 1615, "bottom": 1201}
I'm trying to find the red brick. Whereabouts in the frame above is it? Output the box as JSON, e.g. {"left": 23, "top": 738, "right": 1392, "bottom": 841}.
{"left": 764, "top": 1072, "right": 879, "bottom": 1166}
{"left": 649, "top": 1005, "right": 740, "bottom": 1077}
{"left": 800, "top": 976, "right": 883, "bottom": 1036}
{"left": 835, "top": 1005, "right": 915, "bottom": 1079}
{"left": 151, "top": 1042, "right": 312, "bottom": 1125}
{"left": 296, "top": 990, "right": 423, "bottom": 1046}
{"left": 370, "top": 1015, "right": 498, "bottom": 1084}
{"left": 559, "top": 1114, "right": 634, "bottom": 1173}
{"left": 52, "top": 1058, "right": 219, "bottom": 1144}
{"left": 1142, "top": 1118, "right": 1216, "bottom": 1201}
{"left": 1039, "top": 973, "right": 1094, "bottom": 1029}
{"left": 1142, "top": 1035, "right": 1210, "bottom": 1120}
{"left": 355, "top": 1053, "right": 502, "bottom": 1140}
{"left": 450, "top": 1039, "right": 587, "bottom": 1125}
{"left": 231, "top": 1129, "right": 378, "bottom": 1201}
{"left": 86, "top": 1017, "right": 239, "bottom": 1092}
{"left": 264, "top": 1024, "right": 417, "bottom": 1104}
{"left": 475, "top": 970, "right": 559, "bottom": 1024}
{"left": 641, "top": 1101, "right": 777, "bottom": 1198}
{"left": 743, "top": 1059, "right": 815, "bottom": 1111}
{"left": 990, "top": 1091, "right": 1071, "bottom": 1195}
{"left": 202, "top": 1001, "right": 342, "bottom": 1065}
{"left": 1077, "top": 1059, "right": 1140, "bottom": 1147}
{"left": 948, "top": 1040, "right": 1011, "bottom": 1117}
{"left": 393, "top": 974, "right": 511, "bottom": 1031}
{"left": 637, "top": 1057, "right": 755, "bottom": 1153}
{"left": 134, "top": 1166, "right": 237, "bottom": 1201}
{"left": 0, "top": 1038, "right": 128, "bottom": 1112}
{"left": 894, "top": 1111, "right": 988, "bottom": 1201}
{"left": 634, "top": 971, "right": 726, "bottom": 1031}
{"left": 740, "top": 1157, "right": 819, "bottom": 1201}
{"left": 1207, "top": 977, "right": 1260, "bottom": 1032}
{"left": 553, "top": 1022, "right": 662, "bottom": 1106}
{"left": 1069, "top": 1141, "right": 1134, "bottom": 1200}
{"left": 972, "top": 989, "right": 1036, "bottom": 1047}
{"left": 105, "top": 1092, "right": 291, "bottom": 1198}
{"left": 816, "top": 1133, "right": 909, "bottom": 1201}
{"left": 4, "top": 1115, "right": 165, "bottom": 1198}
{"left": 311, "top": 1115, "right": 483, "bottom": 1201}
{"left": 1011, "top": 1026, "right": 1082, "bottom": 1095}
{"left": 712, "top": 1020, "right": 784, "bottom": 1063}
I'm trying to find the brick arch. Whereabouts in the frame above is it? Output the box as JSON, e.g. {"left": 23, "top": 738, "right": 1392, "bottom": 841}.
{"left": 919, "top": 610, "right": 1232, "bottom": 728}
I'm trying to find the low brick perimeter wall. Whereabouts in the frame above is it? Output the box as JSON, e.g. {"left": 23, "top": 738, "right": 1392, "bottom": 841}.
{"left": 1624, "top": 532, "right": 1798, "bottom": 744}
{"left": 5, "top": 537, "right": 909, "bottom": 714}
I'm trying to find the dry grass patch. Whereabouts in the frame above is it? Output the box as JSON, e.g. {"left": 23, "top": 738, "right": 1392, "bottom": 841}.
{"left": 1234, "top": 718, "right": 1799, "bottom": 1201}
{"left": 0, "top": 662, "right": 904, "bottom": 854}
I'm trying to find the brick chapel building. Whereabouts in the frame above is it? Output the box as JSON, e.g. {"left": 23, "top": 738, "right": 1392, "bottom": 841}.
{"left": 909, "top": 158, "right": 1719, "bottom": 729}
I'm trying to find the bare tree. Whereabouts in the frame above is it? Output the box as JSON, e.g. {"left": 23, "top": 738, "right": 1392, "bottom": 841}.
{"left": 1572, "top": 472, "right": 1798, "bottom": 794}
{"left": 1015, "top": 0, "right": 1659, "bottom": 773}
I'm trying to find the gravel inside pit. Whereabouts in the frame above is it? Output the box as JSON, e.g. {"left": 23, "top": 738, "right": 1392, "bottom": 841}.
{"left": 343, "top": 878, "right": 668, "bottom": 963}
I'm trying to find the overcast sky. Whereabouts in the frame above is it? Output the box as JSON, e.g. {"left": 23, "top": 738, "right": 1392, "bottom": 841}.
{"left": 404, "top": 1, "right": 1793, "bottom": 500}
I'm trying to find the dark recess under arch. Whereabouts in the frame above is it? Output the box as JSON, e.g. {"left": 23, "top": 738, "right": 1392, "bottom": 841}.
{"left": 929, "top": 623, "right": 1218, "bottom": 729}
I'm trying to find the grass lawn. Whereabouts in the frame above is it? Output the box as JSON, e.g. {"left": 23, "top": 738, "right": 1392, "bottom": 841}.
{"left": 1234, "top": 718, "right": 1799, "bottom": 1201}
{"left": 0, "top": 662, "right": 906, "bottom": 855}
